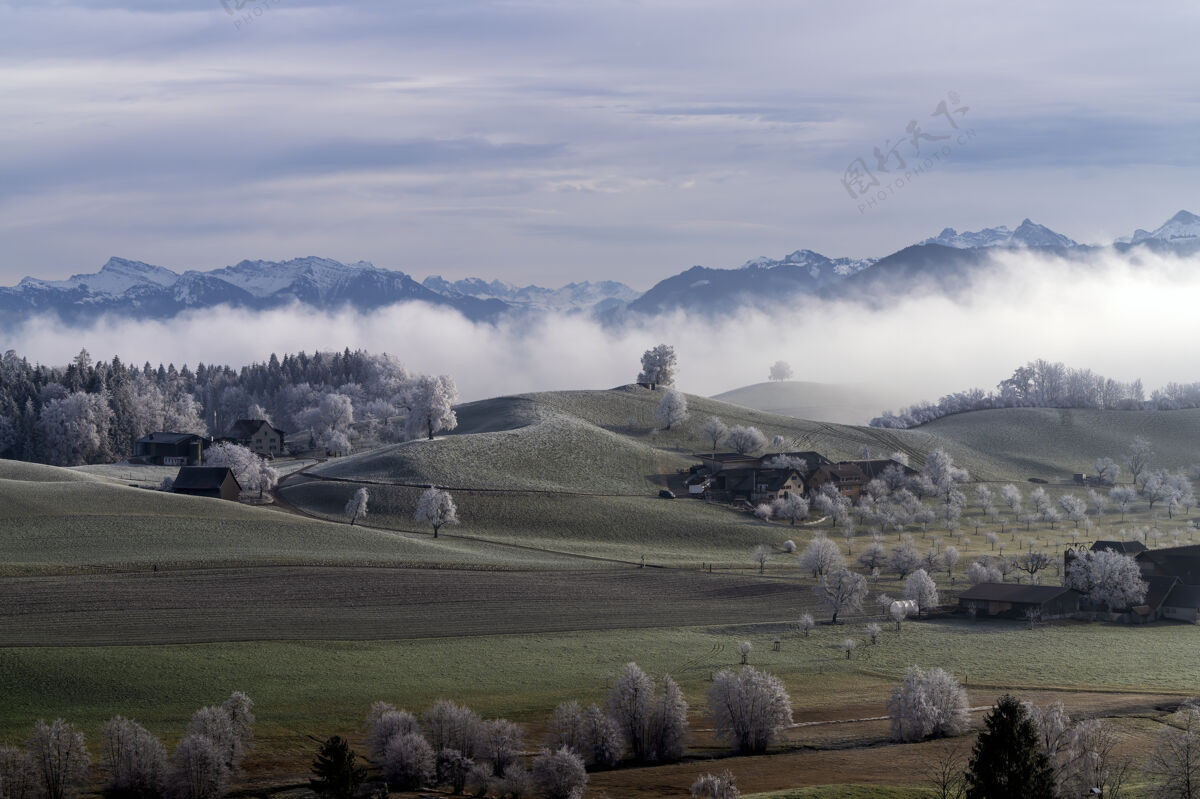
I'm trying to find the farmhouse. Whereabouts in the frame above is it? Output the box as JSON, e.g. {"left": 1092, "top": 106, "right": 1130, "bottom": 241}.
{"left": 219, "top": 419, "right": 286, "bottom": 457}
{"left": 807, "top": 463, "right": 870, "bottom": 501}
{"left": 133, "top": 432, "right": 209, "bottom": 466}
{"left": 710, "top": 468, "right": 806, "bottom": 504}
{"left": 957, "top": 583, "right": 1082, "bottom": 620}
{"left": 172, "top": 466, "right": 241, "bottom": 502}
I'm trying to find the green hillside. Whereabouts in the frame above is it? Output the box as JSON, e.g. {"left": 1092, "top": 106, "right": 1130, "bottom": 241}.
{"left": 712, "top": 380, "right": 900, "bottom": 426}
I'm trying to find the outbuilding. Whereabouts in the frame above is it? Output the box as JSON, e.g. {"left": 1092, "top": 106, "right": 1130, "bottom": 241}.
{"left": 957, "top": 583, "right": 1081, "bottom": 620}
{"left": 172, "top": 466, "right": 242, "bottom": 502}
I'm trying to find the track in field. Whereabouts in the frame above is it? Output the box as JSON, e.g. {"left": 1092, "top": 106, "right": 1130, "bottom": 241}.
{"left": 0, "top": 566, "right": 824, "bottom": 647}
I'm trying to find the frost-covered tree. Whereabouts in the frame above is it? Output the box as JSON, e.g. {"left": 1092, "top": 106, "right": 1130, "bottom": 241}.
{"left": 344, "top": 488, "right": 368, "bottom": 525}
{"left": 380, "top": 733, "right": 434, "bottom": 790}
{"left": 545, "top": 704, "right": 620, "bottom": 769}
{"left": 691, "top": 770, "right": 739, "bottom": 799}
{"left": 166, "top": 735, "right": 227, "bottom": 799}
{"left": 1093, "top": 457, "right": 1121, "bottom": 485}
{"left": 637, "top": 344, "right": 677, "bottom": 387}
{"left": 404, "top": 375, "right": 458, "bottom": 440}
{"left": 999, "top": 484, "right": 1023, "bottom": 517}
{"left": 799, "top": 535, "right": 845, "bottom": 578}
{"left": 421, "top": 701, "right": 480, "bottom": 758}
{"left": 967, "top": 561, "right": 1002, "bottom": 585}
{"left": 604, "top": 663, "right": 685, "bottom": 762}
{"left": 0, "top": 745, "right": 35, "bottom": 799}
{"left": 725, "top": 425, "right": 766, "bottom": 455}
{"left": 366, "top": 709, "right": 420, "bottom": 762}
{"left": 814, "top": 568, "right": 868, "bottom": 623}
{"left": 751, "top": 545, "right": 770, "bottom": 574}
{"left": 654, "top": 389, "right": 689, "bottom": 430}
{"left": 477, "top": 719, "right": 523, "bottom": 777}
{"left": 1110, "top": 484, "right": 1138, "bottom": 518}
{"left": 648, "top": 676, "right": 689, "bottom": 763}
{"left": 203, "top": 442, "right": 278, "bottom": 498}
{"left": 796, "top": 612, "right": 815, "bottom": 638}
{"left": 37, "top": 392, "right": 115, "bottom": 466}
{"left": 888, "top": 667, "right": 969, "bottom": 742}
{"left": 1144, "top": 702, "right": 1200, "bottom": 799}
{"left": 101, "top": 717, "right": 166, "bottom": 799}
{"left": 415, "top": 488, "right": 459, "bottom": 538}
{"left": 768, "top": 361, "right": 793, "bottom": 382}
{"left": 699, "top": 416, "right": 728, "bottom": 459}
{"left": 434, "top": 749, "right": 472, "bottom": 795}
{"left": 904, "top": 569, "right": 938, "bottom": 615}
{"left": 706, "top": 666, "right": 793, "bottom": 753}
{"left": 770, "top": 494, "right": 808, "bottom": 526}
{"left": 857, "top": 539, "right": 888, "bottom": 571}
{"left": 25, "top": 720, "right": 89, "bottom": 799}
{"left": 888, "top": 541, "right": 923, "bottom": 580}
{"left": 1128, "top": 435, "right": 1153, "bottom": 489}
{"left": 1065, "top": 549, "right": 1147, "bottom": 611}
{"left": 530, "top": 747, "right": 586, "bottom": 799}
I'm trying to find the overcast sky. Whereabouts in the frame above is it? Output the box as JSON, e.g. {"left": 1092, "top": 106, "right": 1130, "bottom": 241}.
{"left": 3, "top": 0, "right": 1199, "bottom": 290}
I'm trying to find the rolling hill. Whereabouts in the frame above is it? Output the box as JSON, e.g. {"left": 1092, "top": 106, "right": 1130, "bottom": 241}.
{"left": 711, "top": 381, "right": 901, "bottom": 426}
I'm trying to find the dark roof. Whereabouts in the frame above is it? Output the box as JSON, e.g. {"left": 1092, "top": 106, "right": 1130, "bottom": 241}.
{"left": 814, "top": 463, "right": 868, "bottom": 482}
{"left": 1137, "top": 546, "right": 1200, "bottom": 583}
{"left": 696, "top": 452, "right": 766, "bottom": 462}
{"left": 173, "top": 466, "right": 241, "bottom": 491}
{"left": 1092, "top": 540, "right": 1148, "bottom": 554}
{"left": 957, "top": 582, "right": 1081, "bottom": 604}
{"left": 719, "top": 468, "right": 802, "bottom": 493}
{"left": 1165, "top": 583, "right": 1200, "bottom": 610}
{"left": 135, "top": 432, "right": 206, "bottom": 445}
{"left": 222, "top": 419, "right": 286, "bottom": 440}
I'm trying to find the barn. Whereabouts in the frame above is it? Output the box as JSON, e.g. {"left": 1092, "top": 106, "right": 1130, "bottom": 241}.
{"left": 172, "top": 466, "right": 242, "bottom": 502}
{"left": 957, "top": 583, "right": 1082, "bottom": 620}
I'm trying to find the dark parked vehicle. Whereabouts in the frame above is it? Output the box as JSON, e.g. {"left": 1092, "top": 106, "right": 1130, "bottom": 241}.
{"left": 658, "top": 489, "right": 675, "bottom": 499}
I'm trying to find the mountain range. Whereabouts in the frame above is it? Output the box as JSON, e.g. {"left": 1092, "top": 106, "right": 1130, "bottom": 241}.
{"left": 2, "top": 210, "right": 1197, "bottom": 328}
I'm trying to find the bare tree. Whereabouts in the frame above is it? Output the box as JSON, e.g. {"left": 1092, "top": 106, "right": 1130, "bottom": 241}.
{"left": 796, "top": 613, "right": 815, "bottom": 638}
{"left": 751, "top": 545, "right": 770, "bottom": 574}
{"left": 415, "top": 488, "right": 459, "bottom": 538}
{"left": 166, "top": 735, "right": 227, "bottom": 799}
{"left": 841, "top": 638, "right": 858, "bottom": 659}
{"left": 344, "top": 488, "right": 369, "bottom": 525}
{"left": 366, "top": 710, "right": 420, "bottom": 762}
{"left": 725, "top": 426, "right": 767, "bottom": 455}
{"left": 887, "top": 666, "right": 969, "bottom": 742}
{"left": 0, "top": 746, "right": 35, "bottom": 799}
{"left": 381, "top": 733, "right": 434, "bottom": 790}
{"left": 477, "top": 719, "right": 523, "bottom": 777}
{"left": 923, "top": 738, "right": 968, "bottom": 799}
{"left": 699, "top": 417, "right": 728, "bottom": 460}
{"left": 1128, "top": 436, "right": 1153, "bottom": 490}
{"left": 24, "top": 721, "right": 89, "bottom": 799}
{"left": 799, "top": 535, "right": 845, "bottom": 578}
{"left": 814, "top": 568, "right": 868, "bottom": 623}
{"left": 691, "top": 770, "right": 739, "bottom": 799}
{"left": 706, "top": 667, "right": 793, "bottom": 753}
{"left": 530, "top": 747, "right": 587, "bottom": 799}
{"left": 101, "top": 717, "right": 166, "bottom": 799}
{"left": 422, "top": 701, "right": 480, "bottom": 758}
{"left": 1094, "top": 457, "right": 1121, "bottom": 485}
{"left": 737, "top": 641, "right": 752, "bottom": 665}
{"left": 1146, "top": 700, "right": 1200, "bottom": 799}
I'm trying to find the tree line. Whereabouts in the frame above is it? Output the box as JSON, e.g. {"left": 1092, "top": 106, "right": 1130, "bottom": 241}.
{"left": 0, "top": 348, "right": 457, "bottom": 466}
{"left": 871, "top": 359, "right": 1200, "bottom": 429}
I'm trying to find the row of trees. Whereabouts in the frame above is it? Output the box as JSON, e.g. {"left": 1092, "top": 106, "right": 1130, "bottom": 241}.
{"left": 0, "top": 693, "right": 253, "bottom": 799}
{"left": 871, "top": 359, "right": 1200, "bottom": 428}
{"left": 0, "top": 348, "right": 460, "bottom": 466}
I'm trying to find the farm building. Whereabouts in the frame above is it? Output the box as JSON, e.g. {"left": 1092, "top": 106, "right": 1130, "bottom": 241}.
{"left": 709, "top": 468, "right": 806, "bottom": 504}
{"left": 806, "top": 463, "right": 870, "bottom": 501}
{"left": 1093, "top": 540, "right": 1148, "bottom": 556}
{"left": 133, "top": 432, "right": 209, "bottom": 466}
{"left": 219, "top": 419, "right": 286, "bottom": 457}
{"left": 957, "top": 583, "right": 1082, "bottom": 620}
{"left": 172, "top": 466, "right": 241, "bottom": 502}
{"left": 848, "top": 458, "right": 919, "bottom": 482}
{"left": 694, "top": 451, "right": 832, "bottom": 475}
{"left": 1137, "top": 544, "right": 1200, "bottom": 583}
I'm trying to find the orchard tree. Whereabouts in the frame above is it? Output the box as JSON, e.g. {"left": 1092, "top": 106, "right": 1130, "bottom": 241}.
{"left": 344, "top": 488, "right": 369, "bottom": 525}
{"left": 770, "top": 494, "right": 808, "bottom": 526}
{"left": 1128, "top": 435, "right": 1153, "bottom": 489}
{"left": 888, "top": 667, "right": 969, "bottom": 742}
{"left": 654, "top": 389, "right": 689, "bottom": 430}
{"left": 637, "top": 344, "right": 677, "bottom": 387}
{"left": 699, "top": 416, "right": 728, "bottom": 459}
{"left": 889, "top": 541, "right": 923, "bottom": 580}
{"left": 999, "top": 484, "right": 1023, "bottom": 517}
{"left": 768, "top": 361, "right": 793, "bottom": 382}
{"left": 726, "top": 425, "right": 767, "bottom": 455}
{"left": 1110, "top": 485, "right": 1137, "bottom": 518}
{"left": 814, "top": 568, "right": 868, "bottom": 623}
{"left": 415, "top": 488, "right": 458, "bottom": 538}
{"left": 904, "top": 569, "right": 939, "bottom": 615}
{"left": 965, "top": 694, "right": 1055, "bottom": 799}
{"left": 799, "top": 535, "right": 845, "bottom": 578}
{"left": 1093, "top": 457, "right": 1121, "bottom": 485}
{"left": 796, "top": 613, "right": 815, "bottom": 638}
{"left": 404, "top": 375, "right": 458, "bottom": 441}
{"left": 751, "top": 545, "right": 770, "bottom": 574}
{"left": 706, "top": 667, "right": 793, "bottom": 753}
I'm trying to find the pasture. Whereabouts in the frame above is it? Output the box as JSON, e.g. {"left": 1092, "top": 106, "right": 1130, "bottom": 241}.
{"left": 4, "top": 386, "right": 1200, "bottom": 795}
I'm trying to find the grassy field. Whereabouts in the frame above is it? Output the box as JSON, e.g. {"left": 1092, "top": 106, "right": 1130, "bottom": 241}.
{"left": 711, "top": 380, "right": 899, "bottom": 427}
{"left": 5, "top": 387, "right": 1200, "bottom": 795}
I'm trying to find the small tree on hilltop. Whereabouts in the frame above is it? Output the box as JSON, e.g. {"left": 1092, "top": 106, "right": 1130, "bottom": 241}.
{"left": 404, "top": 375, "right": 459, "bottom": 441}
{"left": 637, "top": 344, "right": 677, "bottom": 388}
{"left": 768, "top": 361, "right": 793, "bottom": 382}
{"left": 965, "top": 694, "right": 1056, "bottom": 799}
{"left": 309, "top": 736, "right": 366, "bottom": 799}
{"left": 344, "top": 488, "right": 368, "bottom": 526}
{"left": 415, "top": 487, "right": 458, "bottom": 538}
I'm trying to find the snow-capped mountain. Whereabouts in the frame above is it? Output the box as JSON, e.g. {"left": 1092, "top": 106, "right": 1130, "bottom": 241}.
{"left": 422, "top": 275, "right": 638, "bottom": 313}
{"left": 919, "top": 218, "right": 1077, "bottom": 249}
{"left": 1129, "top": 210, "right": 1200, "bottom": 244}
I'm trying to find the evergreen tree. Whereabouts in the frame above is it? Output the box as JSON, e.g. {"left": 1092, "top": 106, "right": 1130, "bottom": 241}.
{"left": 308, "top": 736, "right": 366, "bottom": 799}
{"left": 965, "top": 694, "right": 1055, "bottom": 799}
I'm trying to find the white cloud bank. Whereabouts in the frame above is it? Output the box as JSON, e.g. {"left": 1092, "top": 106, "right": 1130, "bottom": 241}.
{"left": 6, "top": 248, "right": 1199, "bottom": 421}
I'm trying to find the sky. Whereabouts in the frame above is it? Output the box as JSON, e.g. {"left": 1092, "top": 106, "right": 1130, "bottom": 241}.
{"left": 3, "top": 0, "right": 1200, "bottom": 290}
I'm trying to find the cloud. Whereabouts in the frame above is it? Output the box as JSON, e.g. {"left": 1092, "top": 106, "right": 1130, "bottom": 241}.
{"left": 7, "top": 247, "right": 1200, "bottom": 423}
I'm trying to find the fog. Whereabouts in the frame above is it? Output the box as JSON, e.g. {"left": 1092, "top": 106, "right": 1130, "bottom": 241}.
{"left": 6, "top": 247, "right": 1198, "bottom": 419}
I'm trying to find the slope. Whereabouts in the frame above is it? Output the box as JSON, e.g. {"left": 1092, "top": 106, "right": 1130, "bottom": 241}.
{"left": 712, "top": 381, "right": 901, "bottom": 426}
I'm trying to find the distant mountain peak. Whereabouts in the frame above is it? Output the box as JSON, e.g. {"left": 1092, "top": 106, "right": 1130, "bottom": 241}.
{"left": 919, "top": 220, "right": 1075, "bottom": 249}
{"left": 1130, "top": 209, "right": 1200, "bottom": 244}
